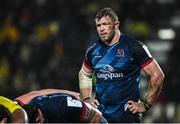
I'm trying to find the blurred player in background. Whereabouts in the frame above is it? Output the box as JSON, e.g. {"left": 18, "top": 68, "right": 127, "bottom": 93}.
{"left": 0, "top": 96, "right": 28, "bottom": 123}
{"left": 79, "top": 7, "right": 165, "bottom": 122}
{"left": 15, "top": 89, "right": 108, "bottom": 123}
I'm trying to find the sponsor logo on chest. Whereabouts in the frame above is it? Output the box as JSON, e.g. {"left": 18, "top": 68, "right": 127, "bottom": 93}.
{"left": 96, "top": 65, "right": 123, "bottom": 80}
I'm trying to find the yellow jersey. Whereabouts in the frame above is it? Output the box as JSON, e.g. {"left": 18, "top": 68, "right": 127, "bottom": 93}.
{"left": 0, "top": 96, "right": 22, "bottom": 113}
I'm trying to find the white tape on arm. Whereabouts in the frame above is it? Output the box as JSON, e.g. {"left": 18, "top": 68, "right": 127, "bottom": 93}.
{"left": 79, "top": 68, "right": 93, "bottom": 89}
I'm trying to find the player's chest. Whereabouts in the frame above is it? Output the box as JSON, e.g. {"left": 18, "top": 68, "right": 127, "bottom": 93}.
{"left": 91, "top": 45, "right": 134, "bottom": 70}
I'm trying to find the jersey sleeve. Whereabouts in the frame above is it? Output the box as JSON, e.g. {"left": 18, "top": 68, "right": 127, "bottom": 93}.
{"left": 131, "top": 40, "right": 153, "bottom": 68}
{"left": 0, "top": 96, "right": 22, "bottom": 113}
{"left": 83, "top": 42, "right": 96, "bottom": 69}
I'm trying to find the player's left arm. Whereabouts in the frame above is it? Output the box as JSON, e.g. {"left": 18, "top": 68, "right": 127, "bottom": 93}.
{"left": 128, "top": 59, "right": 165, "bottom": 113}
{"left": 142, "top": 59, "right": 165, "bottom": 105}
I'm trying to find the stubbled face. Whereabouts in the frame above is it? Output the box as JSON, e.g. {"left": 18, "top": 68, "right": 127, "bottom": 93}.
{"left": 95, "top": 16, "right": 116, "bottom": 44}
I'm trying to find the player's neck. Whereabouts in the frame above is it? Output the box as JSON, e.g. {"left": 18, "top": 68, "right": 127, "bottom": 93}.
{"left": 108, "top": 30, "right": 121, "bottom": 46}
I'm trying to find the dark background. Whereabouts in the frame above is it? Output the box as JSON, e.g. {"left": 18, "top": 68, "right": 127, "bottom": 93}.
{"left": 0, "top": 0, "right": 180, "bottom": 122}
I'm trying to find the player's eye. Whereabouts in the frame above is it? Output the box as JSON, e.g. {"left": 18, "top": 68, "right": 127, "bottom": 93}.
{"left": 102, "top": 22, "right": 110, "bottom": 26}
{"left": 96, "top": 24, "right": 101, "bottom": 27}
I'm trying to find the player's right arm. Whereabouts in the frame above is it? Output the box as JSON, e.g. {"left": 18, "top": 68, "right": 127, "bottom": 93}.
{"left": 79, "top": 63, "right": 93, "bottom": 100}
{"left": 79, "top": 42, "right": 100, "bottom": 107}
{"left": 79, "top": 63, "right": 100, "bottom": 108}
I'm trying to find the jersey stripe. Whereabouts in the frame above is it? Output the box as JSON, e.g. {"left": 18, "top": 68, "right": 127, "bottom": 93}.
{"left": 140, "top": 58, "right": 153, "bottom": 68}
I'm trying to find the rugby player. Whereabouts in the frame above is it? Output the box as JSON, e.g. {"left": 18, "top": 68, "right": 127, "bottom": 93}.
{"left": 15, "top": 89, "right": 108, "bottom": 123}
{"left": 79, "top": 7, "right": 165, "bottom": 122}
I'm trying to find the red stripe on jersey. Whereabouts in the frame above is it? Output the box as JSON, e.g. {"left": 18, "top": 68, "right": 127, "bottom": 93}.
{"left": 15, "top": 99, "right": 26, "bottom": 106}
{"left": 83, "top": 59, "right": 92, "bottom": 69}
{"left": 141, "top": 58, "right": 153, "bottom": 68}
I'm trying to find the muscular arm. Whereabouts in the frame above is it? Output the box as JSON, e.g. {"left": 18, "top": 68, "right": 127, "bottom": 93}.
{"left": 128, "top": 59, "right": 164, "bottom": 113}
{"left": 15, "top": 89, "right": 80, "bottom": 105}
{"left": 143, "top": 59, "right": 165, "bottom": 105}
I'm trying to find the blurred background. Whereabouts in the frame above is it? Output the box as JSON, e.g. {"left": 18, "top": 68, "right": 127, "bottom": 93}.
{"left": 0, "top": 0, "right": 179, "bottom": 122}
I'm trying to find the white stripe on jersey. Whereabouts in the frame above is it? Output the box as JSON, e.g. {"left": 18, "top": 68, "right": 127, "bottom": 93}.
{"left": 142, "top": 45, "right": 152, "bottom": 58}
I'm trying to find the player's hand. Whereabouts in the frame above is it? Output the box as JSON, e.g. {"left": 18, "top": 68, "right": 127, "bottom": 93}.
{"left": 89, "top": 99, "right": 100, "bottom": 108}
{"left": 127, "top": 100, "right": 146, "bottom": 114}
{"left": 73, "top": 93, "right": 80, "bottom": 100}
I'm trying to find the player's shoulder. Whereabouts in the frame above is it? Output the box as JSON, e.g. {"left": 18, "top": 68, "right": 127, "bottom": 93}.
{"left": 122, "top": 33, "right": 144, "bottom": 48}
{"left": 85, "top": 40, "right": 100, "bottom": 54}
{"left": 87, "top": 40, "right": 100, "bottom": 49}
